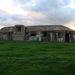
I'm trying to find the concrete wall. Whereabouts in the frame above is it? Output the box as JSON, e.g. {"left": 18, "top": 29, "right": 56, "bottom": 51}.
{"left": 25, "top": 31, "right": 66, "bottom": 42}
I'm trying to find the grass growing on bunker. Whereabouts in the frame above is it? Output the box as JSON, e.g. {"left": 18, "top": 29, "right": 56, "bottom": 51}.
{"left": 0, "top": 40, "right": 75, "bottom": 75}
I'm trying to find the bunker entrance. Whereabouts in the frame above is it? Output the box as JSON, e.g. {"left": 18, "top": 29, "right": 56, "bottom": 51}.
{"left": 65, "top": 33, "right": 69, "bottom": 42}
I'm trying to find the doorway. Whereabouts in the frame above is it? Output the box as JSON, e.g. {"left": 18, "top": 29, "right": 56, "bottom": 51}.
{"left": 65, "top": 33, "right": 69, "bottom": 42}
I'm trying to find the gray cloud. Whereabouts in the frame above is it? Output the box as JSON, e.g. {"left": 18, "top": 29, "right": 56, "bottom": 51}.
{"left": 15, "top": 0, "right": 31, "bottom": 4}
{"left": 0, "top": 9, "right": 31, "bottom": 26}
{"left": 0, "top": 0, "right": 75, "bottom": 27}
{"left": 14, "top": 0, "right": 34, "bottom": 7}
{"left": 10, "top": 14, "right": 27, "bottom": 21}
{"left": 32, "top": 0, "right": 63, "bottom": 12}
{"left": 62, "top": 0, "right": 71, "bottom": 5}
{"left": 43, "top": 7, "right": 75, "bottom": 24}
{"left": 15, "top": 0, "right": 75, "bottom": 25}
{"left": 0, "top": 10, "right": 10, "bottom": 21}
{"left": 0, "top": 9, "right": 27, "bottom": 21}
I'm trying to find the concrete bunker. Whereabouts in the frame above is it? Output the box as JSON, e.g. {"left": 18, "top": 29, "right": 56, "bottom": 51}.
{"left": 0, "top": 25, "right": 75, "bottom": 42}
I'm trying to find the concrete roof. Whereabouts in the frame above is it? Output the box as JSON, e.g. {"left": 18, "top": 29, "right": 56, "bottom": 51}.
{"left": 0, "top": 27, "right": 13, "bottom": 32}
{"left": 26, "top": 25, "right": 74, "bottom": 32}
{"left": 0, "top": 25, "right": 74, "bottom": 32}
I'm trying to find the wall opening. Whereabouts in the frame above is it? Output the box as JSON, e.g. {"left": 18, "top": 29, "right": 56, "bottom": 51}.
{"left": 65, "top": 33, "right": 69, "bottom": 42}
{"left": 42, "top": 31, "right": 47, "bottom": 37}
{"left": 58, "top": 32, "right": 61, "bottom": 38}
{"left": 31, "top": 33, "right": 36, "bottom": 36}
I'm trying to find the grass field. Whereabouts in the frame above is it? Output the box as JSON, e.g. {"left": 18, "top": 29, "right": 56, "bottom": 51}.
{"left": 0, "top": 40, "right": 75, "bottom": 75}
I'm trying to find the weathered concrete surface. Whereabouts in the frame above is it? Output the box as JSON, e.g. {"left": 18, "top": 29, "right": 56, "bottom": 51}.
{"left": 12, "top": 25, "right": 25, "bottom": 41}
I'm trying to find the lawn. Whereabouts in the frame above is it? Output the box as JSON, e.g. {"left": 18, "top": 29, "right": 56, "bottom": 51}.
{"left": 0, "top": 40, "right": 75, "bottom": 75}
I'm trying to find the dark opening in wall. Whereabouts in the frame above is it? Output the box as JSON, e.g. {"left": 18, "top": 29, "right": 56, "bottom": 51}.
{"left": 31, "top": 34, "right": 36, "bottom": 36}
{"left": 65, "top": 33, "right": 69, "bottom": 42}
{"left": 43, "top": 31, "right": 47, "bottom": 37}
{"left": 16, "top": 26, "right": 21, "bottom": 32}
{"left": 58, "top": 32, "right": 61, "bottom": 38}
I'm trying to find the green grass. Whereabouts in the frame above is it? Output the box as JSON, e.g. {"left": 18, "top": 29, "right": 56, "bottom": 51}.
{"left": 0, "top": 40, "right": 75, "bottom": 75}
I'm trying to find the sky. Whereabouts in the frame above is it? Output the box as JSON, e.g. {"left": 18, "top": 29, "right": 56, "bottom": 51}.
{"left": 0, "top": 0, "right": 75, "bottom": 30}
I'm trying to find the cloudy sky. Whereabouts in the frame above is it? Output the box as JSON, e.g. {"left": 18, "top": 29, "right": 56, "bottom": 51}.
{"left": 0, "top": 0, "right": 75, "bottom": 30}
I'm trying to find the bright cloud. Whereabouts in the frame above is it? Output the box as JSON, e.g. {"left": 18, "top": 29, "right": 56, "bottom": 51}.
{"left": 4, "top": 7, "right": 27, "bottom": 15}
{"left": 0, "top": 0, "right": 14, "bottom": 9}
